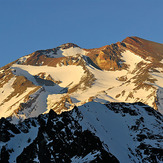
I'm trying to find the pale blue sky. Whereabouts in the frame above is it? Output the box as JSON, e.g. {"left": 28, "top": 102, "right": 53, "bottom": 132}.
{"left": 0, "top": 0, "right": 163, "bottom": 67}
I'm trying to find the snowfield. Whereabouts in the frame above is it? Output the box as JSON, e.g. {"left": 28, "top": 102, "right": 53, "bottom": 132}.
{"left": 44, "top": 47, "right": 87, "bottom": 58}
{"left": 0, "top": 76, "right": 36, "bottom": 118}
{"left": 11, "top": 64, "right": 85, "bottom": 88}
{"left": 76, "top": 102, "right": 163, "bottom": 163}
{"left": 0, "top": 49, "right": 161, "bottom": 121}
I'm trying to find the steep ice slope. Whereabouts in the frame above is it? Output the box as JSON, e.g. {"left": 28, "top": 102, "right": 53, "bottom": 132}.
{"left": 0, "top": 102, "right": 162, "bottom": 162}
{"left": 120, "top": 50, "right": 150, "bottom": 72}
{"left": 76, "top": 102, "right": 163, "bottom": 162}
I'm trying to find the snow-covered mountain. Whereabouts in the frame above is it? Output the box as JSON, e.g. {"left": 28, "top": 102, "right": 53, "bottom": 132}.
{"left": 0, "top": 37, "right": 163, "bottom": 122}
{"left": 0, "top": 36, "right": 163, "bottom": 162}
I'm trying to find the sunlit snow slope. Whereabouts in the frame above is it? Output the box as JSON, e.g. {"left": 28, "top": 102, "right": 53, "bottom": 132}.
{"left": 0, "top": 37, "right": 163, "bottom": 123}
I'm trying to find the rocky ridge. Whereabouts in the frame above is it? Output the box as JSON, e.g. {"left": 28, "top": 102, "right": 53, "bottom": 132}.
{"left": 0, "top": 102, "right": 163, "bottom": 162}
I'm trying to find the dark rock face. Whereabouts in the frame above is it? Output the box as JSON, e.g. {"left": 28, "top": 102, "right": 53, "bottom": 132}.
{"left": 0, "top": 117, "right": 20, "bottom": 142}
{"left": 137, "top": 143, "right": 163, "bottom": 162}
{"left": 16, "top": 109, "right": 119, "bottom": 163}
{"left": 0, "top": 146, "right": 9, "bottom": 163}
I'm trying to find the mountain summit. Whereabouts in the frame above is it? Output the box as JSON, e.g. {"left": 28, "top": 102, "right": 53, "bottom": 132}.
{"left": 0, "top": 37, "right": 163, "bottom": 162}
{"left": 0, "top": 36, "right": 162, "bottom": 122}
